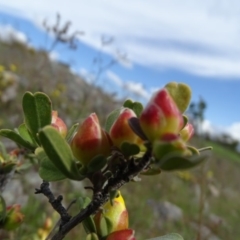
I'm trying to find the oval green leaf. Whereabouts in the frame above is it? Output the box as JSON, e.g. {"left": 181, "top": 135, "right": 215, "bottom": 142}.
{"left": 158, "top": 153, "right": 207, "bottom": 171}
{"left": 83, "top": 215, "right": 97, "bottom": 234}
{"left": 123, "top": 99, "right": 134, "bottom": 108}
{"left": 165, "top": 82, "right": 191, "bottom": 113}
{"left": 0, "top": 129, "right": 35, "bottom": 150}
{"left": 105, "top": 108, "right": 122, "bottom": 133}
{"left": 36, "top": 148, "right": 66, "bottom": 181}
{"left": 66, "top": 123, "right": 79, "bottom": 143}
{"left": 132, "top": 101, "right": 144, "bottom": 117}
{"left": 87, "top": 155, "right": 108, "bottom": 172}
{"left": 18, "top": 123, "right": 37, "bottom": 147}
{"left": 86, "top": 233, "right": 99, "bottom": 240}
{"left": 120, "top": 142, "right": 140, "bottom": 156}
{"left": 38, "top": 126, "right": 81, "bottom": 180}
{"left": 22, "top": 92, "right": 52, "bottom": 143}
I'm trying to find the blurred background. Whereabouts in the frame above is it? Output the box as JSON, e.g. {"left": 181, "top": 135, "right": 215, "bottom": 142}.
{"left": 0, "top": 1, "right": 239, "bottom": 239}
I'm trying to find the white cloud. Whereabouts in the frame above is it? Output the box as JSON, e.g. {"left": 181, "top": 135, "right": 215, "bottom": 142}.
{"left": 48, "top": 51, "right": 59, "bottom": 61}
{"left": 1, "top": 0, "right": 240, "bottom": 78}
{"left": 201, "top": 119, "right": 240, "bottom": 142}
{"left": 226, "top": 122, "right": 240, "bottom": 141}
{"left": 0, "top": 24, "right": 27, "bottom": 44}
{"left": 123, "top": 81, "right": 149, "bottom": 99}
{"left": 106, "top": 71, "right": 123, "bottom": 86}
{"left": 107, "top": 70, "right": 150, "bottom": 99}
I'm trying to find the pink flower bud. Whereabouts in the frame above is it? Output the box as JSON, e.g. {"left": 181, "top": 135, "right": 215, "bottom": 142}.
{"left": 94, "top": 191, "right": 129, "bottom": 237}
{"left": 70, "top": 113, "right": 112, "bottom": 165}
{"left": 179, "top": 123, "right": 194, "bottom": 141}
{"left": 106, "top": 229, "right": 136, "bottom": 240}
{"left": 109, "top": 108, "right": 143, "bottom": 149}
{"left": 139, "top": 89, "right": 183, "bottom": 142}
{"left": 3, "top": 204, "right": 24, "bottom": 231}
{"left": 51, "top": 111, "right": 67, "bottom": 138}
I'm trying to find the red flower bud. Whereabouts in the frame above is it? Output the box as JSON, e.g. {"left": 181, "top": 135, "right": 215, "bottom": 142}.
{"left": 179, "top": 123, "right": 194, "bottom": 142}
{"left": 110, "top": 108, "right": 143, "bottom": 149}
{"left": 70, "top": 113, "right": 111, "bottom": 165}
{"left": 3, "top": 204, "right": 24, "bottom": 231}
{"left": 51, "top": 111, "right": 67, "bottom": 138}
{"left": 106, "top": 229, "right": 136, "bottom": 240}
{"left": 139, "top": 89, "right": 183, "bottom": 142}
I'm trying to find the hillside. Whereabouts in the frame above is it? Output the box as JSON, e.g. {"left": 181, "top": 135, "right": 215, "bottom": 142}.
{"left": 0, "top": 40, "right": 119, "bottom": 131}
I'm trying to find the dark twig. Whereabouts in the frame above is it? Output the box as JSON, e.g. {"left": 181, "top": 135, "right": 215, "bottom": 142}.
{"left": 50, "top": 147, "right": 152, "bottom": 240}
{"left": 46, "top": 199, "right": 77, "bottom": 240}
{"left": 35, "top": 181, "right": 72, "bottom": 227}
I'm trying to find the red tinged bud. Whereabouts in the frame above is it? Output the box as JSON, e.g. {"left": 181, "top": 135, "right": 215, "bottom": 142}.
{"left": 180, "top": 123, "right": 194, "bottom": 142}
{"left": 2, "top": 204, "right": 24, "bottom": 231}
{"left": 109, "top": 108, "right": 143, "bottom": 149}
{"left": 94, "top": 191, "right": 129, "bottom": 237}
{"left": 70, "top": 113, "right": 112, "bottom": 165}
{"left": 51, "top": 111, "right": 67, "bottom": 138}
{"left": 139, "top": 89, "right": 183, "bottom": 142}
{"left": 106, "top": 229, "right": 136, "bottom": 240}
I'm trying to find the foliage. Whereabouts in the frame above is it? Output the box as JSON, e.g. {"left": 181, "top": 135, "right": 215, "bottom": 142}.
{"left": 0, "top": 81, "right": 212, "bottom": 240}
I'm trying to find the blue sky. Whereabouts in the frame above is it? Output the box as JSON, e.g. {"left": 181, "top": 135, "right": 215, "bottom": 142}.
{"left": 0, "top": 1, "right": 240, "bottom": 141}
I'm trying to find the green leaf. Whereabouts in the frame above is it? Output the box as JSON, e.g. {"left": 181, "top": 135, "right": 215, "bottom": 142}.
{"left": 0, "top": 129, "right": 35, "bottom": 150}
{"left": 158, "top": 153, "right": 207, "bottom": 171}
{"left": 66, "top": 123, "right": 79, "bottom": 142}
{"left": 132, "top": 101, "right": 144, "bottom": 117}
{"left": 18, "top": 123, "right": 37, "bottom": 146}
{"left": 36, "top": 148, "right": 66, "bottom": 181}
{"left": 22, "top": 92, "right": 52, "bottom": 143}
{"left": 0, "top": 142, "right": 7, "bottom": 159}
{"left": 182, "top": 115, "right": 188, "bottom": 129}
{"left": 123, "top": 99, "right": 143, "bottom": 117}
{"left": 120, "top": 142, "right": 140, "bottom": 157}
{"left": 153, "top": 141, "right": 185, "bottom": 162}
{"left": 83, "top": 215, "right": 97, "bottom": 234}
{"left": 86, "top": 233, "right": 99, "bottom": 240}
{"left": 77, "top": 196, "right": 91, "bottom": 210}
{"left": 97, "top": 215, "right": 109, "bottom": 237}
{"left": 165, "top": 82, "right": 191, "bottom": 113}
{"left": 105, "top": 108, "right": 122, "bottom": 132}
{"left": 38, "top": 126, "right": 81, "bottom": 180}
{"left": 77, "top": 197, "right": 97, "bottom": 234}
{"left": 123, "top": 99, "right": 134, "bottom": 108}
{"left": 146, "top": 233, "right": 184, "bottom": 240}
{"left": 0, "top": 195, "right": 6, "bottom": 222}
{"left": 87, "top": 155, "right": 108, "bottom": 172}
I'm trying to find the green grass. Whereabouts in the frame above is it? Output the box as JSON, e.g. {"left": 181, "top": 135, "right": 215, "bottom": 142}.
{"left": 122, "top": 139, "right": 240, "bottom": 240}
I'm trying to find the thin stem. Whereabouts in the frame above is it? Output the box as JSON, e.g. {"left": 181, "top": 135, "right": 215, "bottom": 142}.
{"left": 35, "top": 181, "right": 71, "bottom": 226}
{"left": 46, "top": 199, "right": 77, "bottom": 240}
